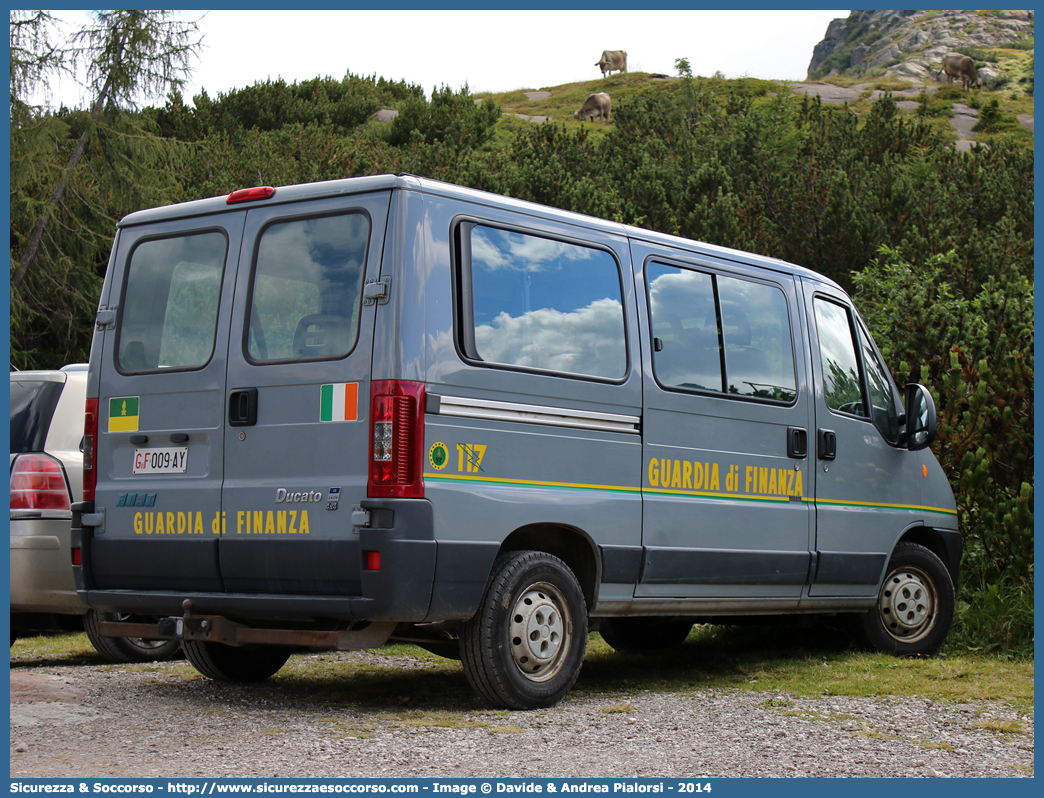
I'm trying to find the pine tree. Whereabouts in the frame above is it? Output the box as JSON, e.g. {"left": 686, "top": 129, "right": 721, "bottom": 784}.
{"left": 10, "top": 11, "right": 202, "bottom": 367}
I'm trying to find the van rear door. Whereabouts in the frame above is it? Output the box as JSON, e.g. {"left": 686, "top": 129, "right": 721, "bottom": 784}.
{"left": 91, "top": 214, "right": 245, "bottom": 591}
{"left": 218, "top": 192, "right": 390, "bottom": 594}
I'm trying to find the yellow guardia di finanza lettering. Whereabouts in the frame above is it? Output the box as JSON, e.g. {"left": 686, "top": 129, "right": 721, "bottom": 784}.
{"left": 132, "top": 510, "right": 311, "bottom": 535}
{"left": 647, "top": 458, "right": 803, "bottom": 498}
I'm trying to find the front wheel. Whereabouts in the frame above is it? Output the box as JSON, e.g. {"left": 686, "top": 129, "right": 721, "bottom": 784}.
{"left": 182, "top": 640, "right": 291, "bottom": 682}
{"left": 460, "top": 551, "right": 587, "bottom": 710}
{"left": 860, "top": 542, "right": 954, "bottom": 656}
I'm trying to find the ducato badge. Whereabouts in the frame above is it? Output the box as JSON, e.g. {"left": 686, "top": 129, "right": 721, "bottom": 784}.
{"left": 275, "top": 488, "right": 323, "bottom": 503}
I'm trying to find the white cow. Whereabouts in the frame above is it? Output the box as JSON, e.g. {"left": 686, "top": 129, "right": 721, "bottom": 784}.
{"left": 595, "top": 50, "right": 627, "bottom": 78}
{"left": 574, "top": 92, "right": 612, "bottom": 123}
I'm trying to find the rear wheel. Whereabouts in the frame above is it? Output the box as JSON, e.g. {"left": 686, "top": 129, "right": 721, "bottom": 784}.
{"left": 460, "top": 551, "right": 587, "bottom": 710}
{"left": 599, "top": 616, "right": 693, "bottom": 652}
{"left": 84, "top": 610, "right": 181, "bottom": 663}
{"left": 182, "top": 639, "right": 291, "bottom": 682}
{"left": 860, "top": 542, "right": 954, "bottom": 656}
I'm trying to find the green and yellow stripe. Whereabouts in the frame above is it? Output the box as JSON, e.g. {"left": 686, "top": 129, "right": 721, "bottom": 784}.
{"left": 424, "top": 472, "right": 957, "bottom": 516}
{"left": 424, "top": 472, "right": 639, "bottom": 495}
{"left": 816, "top": 496, "right": 958, "bottom": 516}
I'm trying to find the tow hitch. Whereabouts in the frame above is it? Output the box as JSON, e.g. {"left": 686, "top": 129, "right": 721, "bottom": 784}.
{"left": 95, "top": 600, "right": 395, "bottom": 650}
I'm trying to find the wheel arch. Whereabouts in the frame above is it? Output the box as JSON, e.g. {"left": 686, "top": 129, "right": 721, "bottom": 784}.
{"left": 499, "top": 523, "right": 601, "bottom": 614}
{"left": 895, "top": 524, "right": 962, "bottom": 590}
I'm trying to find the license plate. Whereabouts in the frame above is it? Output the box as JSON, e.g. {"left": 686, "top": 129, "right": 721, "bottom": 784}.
{"left": 133, "top": 447, "right": 188, "bottom": 474}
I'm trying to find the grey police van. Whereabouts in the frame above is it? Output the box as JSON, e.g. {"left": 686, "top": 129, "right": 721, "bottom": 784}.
{"left": 74, "top": 174, "right": 959, "bottom": 709}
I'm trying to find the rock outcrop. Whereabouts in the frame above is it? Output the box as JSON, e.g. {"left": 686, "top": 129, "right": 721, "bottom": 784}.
{"left": 807, "top": 10, "right": 1034, "bottom": 85}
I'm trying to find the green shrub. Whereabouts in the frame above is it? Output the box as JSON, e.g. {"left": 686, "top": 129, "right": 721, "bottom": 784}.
{"left": 916, "top": 89, "right": 953, "bottom": 118}
{"left": 935, "top": 86, "right": 965, "bottom": 101}
{"left": 972, "top": 98, "right": 1020, "bottom": 133}
{"left": 957, "top": 46, "right": 1001, "bottom": 63}
{"left": 853, "top": 248, "right": 1034, "bottom": 654}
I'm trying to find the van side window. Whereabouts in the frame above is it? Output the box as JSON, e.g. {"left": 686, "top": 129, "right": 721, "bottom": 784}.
{"left": 813, "top": 297, "right": 867, "bottom": 417}
{"left": 117, "top": 232, "right": 227, "bottom": 372}
{"left": 247, "top": 212, "right": 368, "bottom": 363}
{"left": 646, "top": 263, "right": 796, "bottom": 403}
{"left": 646, "top": 265, "right": 722, "bottom": 393}
{"left": 458, "top": 223, "right": 627, "bottom": 380}
{"left": 858, "top": 322, "right": 901, "bottom": 444}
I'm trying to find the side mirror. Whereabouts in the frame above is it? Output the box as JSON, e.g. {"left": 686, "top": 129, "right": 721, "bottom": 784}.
{"left": 903, "top": 383, "right": 937, "bottom": 451}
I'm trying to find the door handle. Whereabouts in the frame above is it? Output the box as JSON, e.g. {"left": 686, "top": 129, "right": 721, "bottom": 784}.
{"left": 229, "top": 388, "right": 258, "bottom": 427}
{"left": 787, "top": 427, "right": 807, "bottom": 459}
{"left": 817, "top": 429, "right": 837, "bottom": 460}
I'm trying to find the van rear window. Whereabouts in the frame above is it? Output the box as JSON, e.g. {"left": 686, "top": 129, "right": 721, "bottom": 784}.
{"left": 458, "top": 224, "right": 627, "bottom": 380}
{"left": 246, "top": 212, "right": 369, "bottom": 363}
{"left": 117, "top": 232, "right": 227, "bottom": 372}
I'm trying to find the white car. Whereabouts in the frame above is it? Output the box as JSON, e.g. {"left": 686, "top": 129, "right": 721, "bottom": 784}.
{"left": 10, "top": 364, "right": 179, "bottom": 662}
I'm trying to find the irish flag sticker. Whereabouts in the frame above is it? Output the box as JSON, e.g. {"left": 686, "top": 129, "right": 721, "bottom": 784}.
{"left": 320, "top": 383, "right": 359, "bottom": 422}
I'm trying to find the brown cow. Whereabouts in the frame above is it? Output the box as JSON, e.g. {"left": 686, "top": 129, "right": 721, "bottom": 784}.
{"left": 574, "top": 92, "right": 611, "bottom": 123}
{"left": 595, "top": 50, "right": 627, "bottom": 78}
{"left": 941, "top": 54, "right": 979, "bottom": 90}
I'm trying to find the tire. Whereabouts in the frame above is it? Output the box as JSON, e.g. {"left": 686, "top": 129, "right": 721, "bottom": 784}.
{"left": 460, "top": 550, "right": 588, "bottom": 710}
{"left": 860, "top": 542, "right": 954, "bottom": 656}
{"left": 84, "top": 610, "right": 181, "bottom": 664}
{"left": 182, "top": 639, "right": 291, "bottom": 682}
{"left": 599, "top": 616, "right": 693, "bottom": 652}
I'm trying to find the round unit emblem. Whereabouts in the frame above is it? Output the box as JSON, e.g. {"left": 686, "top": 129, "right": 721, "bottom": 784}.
{"left": 429, "top": 442, "right": 449, "bottom": 470}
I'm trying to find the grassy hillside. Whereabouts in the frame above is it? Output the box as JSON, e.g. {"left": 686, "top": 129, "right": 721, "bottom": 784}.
{"left": 467, "top": 62, "right": 1033, "bottom": 149}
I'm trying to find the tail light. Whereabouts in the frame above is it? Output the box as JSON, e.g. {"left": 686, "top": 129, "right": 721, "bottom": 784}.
{"left": 368, "top": 380, "right": 425, "bottom": 498}
{"left": 10, "top": 453, "right": 71, "bottom": 512}
{"left": 83, "top": 397, "right": 98, "bottom": 502}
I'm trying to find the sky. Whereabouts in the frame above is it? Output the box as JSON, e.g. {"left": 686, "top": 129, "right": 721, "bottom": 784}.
{"left": 34, "top": 8, "right": 850, "bottom": 109}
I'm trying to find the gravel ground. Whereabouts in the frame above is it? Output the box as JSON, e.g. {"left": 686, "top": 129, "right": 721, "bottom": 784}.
{"left": 9, "top": 650, "right": 1033, "bottom": 779}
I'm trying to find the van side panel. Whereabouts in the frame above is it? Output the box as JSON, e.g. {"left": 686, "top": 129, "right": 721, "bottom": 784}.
{"left": 405, "top": 192, "right": 644, "bottom": 616}
{"left": 633, "top": 241, "right": 814, "bottom": 599}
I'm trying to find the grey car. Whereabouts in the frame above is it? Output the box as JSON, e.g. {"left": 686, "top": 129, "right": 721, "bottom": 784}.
{"left": 10, "top": 364, "right": 179, "bottom": 662}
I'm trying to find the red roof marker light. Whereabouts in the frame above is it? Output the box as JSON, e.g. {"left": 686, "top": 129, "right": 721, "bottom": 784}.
{"left": 227, "top": 186, "right": 276, "bottom": 204}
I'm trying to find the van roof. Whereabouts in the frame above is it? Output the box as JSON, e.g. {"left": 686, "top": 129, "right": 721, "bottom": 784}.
{"left": 117, "top": 173, "right": 839, "bottom": 287}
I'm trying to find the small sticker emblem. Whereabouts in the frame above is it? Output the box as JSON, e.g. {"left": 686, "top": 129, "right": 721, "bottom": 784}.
{"left": 326, "top": 487, "right": 341, "bottom": 511}
{"left": 108, "top": 396, "right": 140, "bottom": 433}
{"left": 429, "top": 442, "right": 449, "bottom": 470}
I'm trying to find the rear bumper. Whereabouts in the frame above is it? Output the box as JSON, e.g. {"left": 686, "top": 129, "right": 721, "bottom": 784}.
{"left": 78, "top": 587, "right": 406, "bottom": 621}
